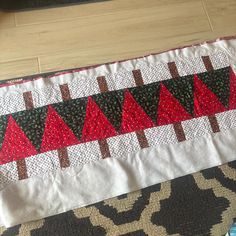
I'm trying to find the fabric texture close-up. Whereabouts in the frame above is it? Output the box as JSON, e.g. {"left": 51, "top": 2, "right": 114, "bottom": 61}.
{"left": 0, "top": 37, "right": 236, "bottom": 235}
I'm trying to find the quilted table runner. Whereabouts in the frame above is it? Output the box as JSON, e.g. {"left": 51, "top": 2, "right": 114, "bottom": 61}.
{"left": 0, "top": 38, "right": 236, "bottom": 228}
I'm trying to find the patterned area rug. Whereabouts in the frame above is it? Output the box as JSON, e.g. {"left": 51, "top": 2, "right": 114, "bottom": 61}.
{"left": 1, "top": 160, "right": 235, "bottom": 236}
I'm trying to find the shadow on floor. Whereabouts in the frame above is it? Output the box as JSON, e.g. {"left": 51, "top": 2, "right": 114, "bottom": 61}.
{"left": 0, "top": 0, "right": 109, "bottom": 12}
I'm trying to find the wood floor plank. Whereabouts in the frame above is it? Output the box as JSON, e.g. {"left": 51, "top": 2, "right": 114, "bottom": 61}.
{"left": 204, "top": 0, "right": 236, "bottom": 35}
{"left": 3, "top": 0, "right": 235, "bottom": 79}
{"left": 0, "top": 58, "right": 39, "bottom": 80}
{"left": 0, "top": 0, "right": 211, "bottom": 75}
{"left": 39, "top": 32, "right": 215, "bottom": 73}
{"left": 0, "top": 12, "right": 15, "bottom": 29}
{"left": 15, "top": 0, "right": 175, "bottom": 26}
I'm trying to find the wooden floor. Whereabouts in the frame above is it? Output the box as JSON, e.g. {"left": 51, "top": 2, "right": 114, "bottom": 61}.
{"left": 0, "top": 0, "right": 236, "bottom": 80}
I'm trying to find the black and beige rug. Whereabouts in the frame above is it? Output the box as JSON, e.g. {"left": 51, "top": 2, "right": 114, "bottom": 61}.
{"left": 1, "top": 160, "right": 235, "bottom": 236}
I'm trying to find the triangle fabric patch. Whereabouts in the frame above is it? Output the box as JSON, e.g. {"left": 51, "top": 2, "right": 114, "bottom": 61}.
{"left": 197, "top": 67, "right": 230, "bottom": 108}
{"left": 81, "top": 97, "right": 117, "bottom": 142}
{"left": 163, "top": 75, "right": 194, "bottom": 116}
{"left": 129, "top": 82, "right": 160, "bottom": 123}
{"left": 229, "top": 67, "right": 236, "bottom": 110}
{"left": 0, "top": 116, "right": 38, "bottom": 165}
{"left": 13, "top": 107, "right": 48, "bottom": 151}
{"left": 120, "top": 90, "right": 155, "bottom": 133}
{"left": 157, "top": 83, "right": 192, "bottom": 126}
{"left": 194, "top": 75, "right": 226, "bottom": 117}
{"left": 0, "top": 115, "right": 8, "bottom": 150}
{"left": 92, "top": 90, "right": 124, "bottom": 132}
{"left": 53, "top": 98, "right": 87, "bottom": 140}
{"left": 40, "top": 106, "right": 79, "bottom": 153}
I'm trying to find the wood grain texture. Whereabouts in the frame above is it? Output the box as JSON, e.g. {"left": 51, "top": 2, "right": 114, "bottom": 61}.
{"left": 0, "top": 0, "right": 235, "bottom": 80}
{"left": 15, "top": 0, "right": 163, "bottom": 25}
{"left": 0, "top": 58, "right": 39, "bottom": 79}
{"left": 0, "top": 12, "right": 15, "bottom": 29}
{"left": 203, "top": 0, "right": 236, "bottom": 35}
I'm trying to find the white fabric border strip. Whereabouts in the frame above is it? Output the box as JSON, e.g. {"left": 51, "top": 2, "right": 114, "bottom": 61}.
{"left": 1, "top": 123, "right": 236, "bottom": 227}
